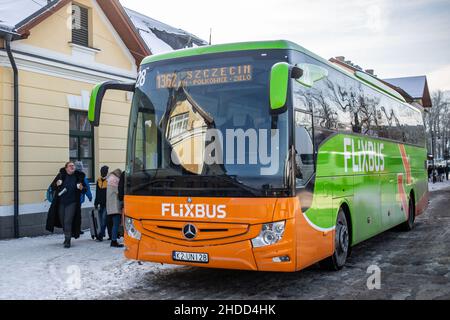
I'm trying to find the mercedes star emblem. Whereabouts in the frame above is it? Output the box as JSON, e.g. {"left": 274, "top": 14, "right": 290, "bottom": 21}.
{"left": 183, "top": 224, "right": 197, "bottom": 240}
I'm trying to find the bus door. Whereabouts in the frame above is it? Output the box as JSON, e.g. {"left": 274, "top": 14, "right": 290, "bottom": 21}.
{"left": 380, "top": 174, "right": 399, "bottom": 231}
{"left": 353, "top": 161, "right": 382, "bottom": 242}
{"left": 294, "top": 109, "right": 333, "bottom": 265}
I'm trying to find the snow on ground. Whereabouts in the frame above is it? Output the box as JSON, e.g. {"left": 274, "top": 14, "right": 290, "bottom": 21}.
{"left": 0, "top": 232, "right": 180, "bottom": 300}
{"left": 1, "top": 181, "right": 449, "bottom": 300}
{"left": 428, "top": 179, "right": 450, "bottom": 192}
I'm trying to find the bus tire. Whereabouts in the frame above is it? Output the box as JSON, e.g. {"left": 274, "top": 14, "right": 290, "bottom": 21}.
{"left": 399, "top": 194, "right": 415, "bottom": 231}
{"left": 320, "top": 208, "right": 350, "bottom": 271}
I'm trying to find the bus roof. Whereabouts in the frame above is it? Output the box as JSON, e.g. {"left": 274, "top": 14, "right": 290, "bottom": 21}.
{"left": 141, "top": 40, "right": 305, "bottom": 65}
{"left": 140, "top": 40, "right": 420, "bottom": 112}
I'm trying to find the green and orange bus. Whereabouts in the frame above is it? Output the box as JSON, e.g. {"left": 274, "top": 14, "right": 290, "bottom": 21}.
{"left": 89, "top": 40, "right": 428, "bottom": 272}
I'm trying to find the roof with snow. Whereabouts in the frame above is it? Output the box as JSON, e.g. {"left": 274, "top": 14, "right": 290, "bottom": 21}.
{"left": 0, "top": 0, "right": 51, "bottom": 34}
{"left": 125, "top": 8, "right": 207, "bottom": 54}
{"left": 0, "top": 0, "right": 206, "bottom": 55}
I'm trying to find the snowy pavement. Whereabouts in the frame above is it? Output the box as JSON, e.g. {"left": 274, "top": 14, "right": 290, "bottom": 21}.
{"left": 428, "top": 179, "right": 450, "bottom": 192}
{"left": 0, "top": 233, "right": 182, "bottom": 300}
{"left": 1, "top": 181, "right": 449, "bottom": 300}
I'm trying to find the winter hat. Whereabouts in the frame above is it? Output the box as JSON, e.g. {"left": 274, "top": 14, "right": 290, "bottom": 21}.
{"left": 100, "top": 165, "right": 109, "bottom": 178}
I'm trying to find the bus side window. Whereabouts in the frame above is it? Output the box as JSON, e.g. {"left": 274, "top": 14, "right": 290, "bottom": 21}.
{"left": 294, "top": 110, "right": 314, "bottom": 186}
{"left": 135, "top": 111, "right": 158, "bottom": 172}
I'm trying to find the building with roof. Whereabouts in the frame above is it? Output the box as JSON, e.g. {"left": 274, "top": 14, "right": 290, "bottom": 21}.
{"left": 330, "top": 56, "right": 433, "bottom": 111}
{"left": 383, "top": 76, "right": 432, "bottom": 109}
{"left": 0, "top": 0, "right": 206, "bottom": 239}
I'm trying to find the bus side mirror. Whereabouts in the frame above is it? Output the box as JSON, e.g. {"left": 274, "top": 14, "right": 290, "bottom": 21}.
{"left": 295, "top": 63, "right": 328, "bottom": 88}
{"left": 89, "top": 81, "right": 136, "bottom": 127}
{"left": 269, "top": 62, "right": 303, "bottom": 115}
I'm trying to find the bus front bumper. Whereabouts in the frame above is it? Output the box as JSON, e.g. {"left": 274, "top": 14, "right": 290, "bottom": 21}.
{"left": 124, "top": 225, "right": 296, "bottom": 272}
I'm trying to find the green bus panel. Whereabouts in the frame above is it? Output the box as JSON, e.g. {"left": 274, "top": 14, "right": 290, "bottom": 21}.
{"left": 303, "top": 133, "right": 428, "bottom": 245}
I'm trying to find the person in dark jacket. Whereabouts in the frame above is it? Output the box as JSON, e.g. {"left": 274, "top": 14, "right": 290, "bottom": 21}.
{"left": 438, "top": 165, "right": 444, "bottom": 182}
{"left": 46, "top": 162, "right": 88, "bottom": 248}
{"left": 95, "top": 165, "right": 109, "bottom": 241}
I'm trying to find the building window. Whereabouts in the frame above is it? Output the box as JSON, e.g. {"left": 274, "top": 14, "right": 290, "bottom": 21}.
{"left": 70, "top": 110, "right": 94, "bottom": 181}
{"left": 168, "top": 113, "right": 189, "bottom": 139}
{"left": 72, "top": 4, "right": 89, "bottom": 47}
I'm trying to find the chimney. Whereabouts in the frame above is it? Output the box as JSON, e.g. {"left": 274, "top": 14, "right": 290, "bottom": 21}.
{"left": 335, "top": 56, "right": 345, "bottom": 62}
{"left": 365, "top": 69, "right": 375, "bottom": 75}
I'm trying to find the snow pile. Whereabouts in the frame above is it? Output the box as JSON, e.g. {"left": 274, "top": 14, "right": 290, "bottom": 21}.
{"left": 0, "top": 232, "right": 179, "bottom": 300}
{"left": 428, "top": 179, "right": 450, "bottom": 192}
{"left": 136, "top": 25, "right": 174, "bottom": 54}
{"left": 125, "top": 8, "right": 187, "bottom": 37}
{"left": 125, "top": 7, "right": 207, "bottom": 55}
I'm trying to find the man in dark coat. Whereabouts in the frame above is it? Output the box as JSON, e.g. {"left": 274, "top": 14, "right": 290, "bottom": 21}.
{"left": 46, "top": 162, "right": 88, "bottom": 248}
{"left": 94, "top": 165, "right": 109, "bottom": 241}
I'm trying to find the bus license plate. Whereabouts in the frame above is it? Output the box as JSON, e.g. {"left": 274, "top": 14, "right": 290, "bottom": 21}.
{"left": 172, "top": 251, "right": 209, "bottom": 264}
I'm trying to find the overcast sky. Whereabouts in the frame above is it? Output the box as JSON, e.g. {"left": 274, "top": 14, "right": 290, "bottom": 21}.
{"left": 121, "top": 0, "right": 450, "bottom": 93}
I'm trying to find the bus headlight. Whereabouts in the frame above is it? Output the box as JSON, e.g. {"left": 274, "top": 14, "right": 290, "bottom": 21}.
{"left": 251, "top": 221, "right": 285, "bottom": 248}
{"left": 125, "top": 217, "right": 141, "bottom": 240}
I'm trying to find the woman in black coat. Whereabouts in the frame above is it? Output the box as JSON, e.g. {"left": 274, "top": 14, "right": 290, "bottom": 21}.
{"left": 46, "top": 162, "right": 88, "bottom": 248}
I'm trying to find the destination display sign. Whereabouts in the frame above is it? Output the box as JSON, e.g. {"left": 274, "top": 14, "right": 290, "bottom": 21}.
{"left": 156, "top": 64, "right": 253, "bottom": 89}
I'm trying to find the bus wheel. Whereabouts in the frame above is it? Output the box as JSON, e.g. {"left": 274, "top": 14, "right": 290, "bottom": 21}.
{"left": 320, "top": 208, "right": 349, "bottom": 271}
{"left": 399, "top": 195, "right": 415, "bottom": 231}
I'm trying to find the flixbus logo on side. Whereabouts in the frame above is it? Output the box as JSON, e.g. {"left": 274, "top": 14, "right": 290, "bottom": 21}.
{"left": 344, "top": 137, "right": 385, "bottom": 173}
{"left": 162, "top": 203, "right": 227, "bottom": 219}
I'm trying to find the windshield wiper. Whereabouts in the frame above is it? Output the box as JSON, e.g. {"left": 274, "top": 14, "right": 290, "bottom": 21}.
{"left": 195, "top": 174, "right": 261, "bottom": 196}
{"left": 131, "top": 177, "right": 176, "bottom": 192}
{"left": 129, "top": 171, "right": 276, "bottom": 197}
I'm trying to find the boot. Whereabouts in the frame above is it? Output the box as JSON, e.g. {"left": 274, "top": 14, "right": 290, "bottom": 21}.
{"left": 64, "top": 238, "right": 71, "bottom": 248}
{"left": 110, "top": 240, "right": 124, "bottom": 248}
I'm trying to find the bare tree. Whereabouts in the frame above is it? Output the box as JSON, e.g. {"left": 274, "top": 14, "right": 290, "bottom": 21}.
{"left": 426, "top": 91, "right": 450, "bottom": 159}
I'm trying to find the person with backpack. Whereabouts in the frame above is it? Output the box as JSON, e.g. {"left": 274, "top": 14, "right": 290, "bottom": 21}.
{"left": 106, "top": 169, "right": 124, "bottom": 248}
{"left": 46, "top": 162, "right": 88, "bottom": 248}
{"left": 46, "top": 163, "right": 92, "bottom": 206}
{"left": 94, "top": 166, "right": 109, "bottom": 241}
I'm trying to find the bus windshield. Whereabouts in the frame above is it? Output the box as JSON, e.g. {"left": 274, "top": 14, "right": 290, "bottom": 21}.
{"left": 126, "top": 50, "right": 290, "bottom": 197}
